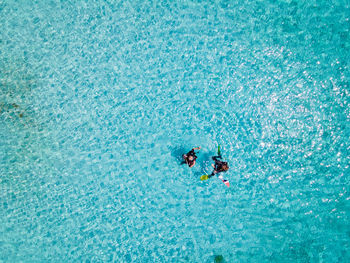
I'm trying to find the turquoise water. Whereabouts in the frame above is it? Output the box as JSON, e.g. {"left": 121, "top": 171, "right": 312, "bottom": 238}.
{"left": 1, "top": 0, "right": 349, "bottom": 262}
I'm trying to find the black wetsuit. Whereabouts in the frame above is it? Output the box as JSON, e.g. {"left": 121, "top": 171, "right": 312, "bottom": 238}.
{"left": 183, "top": 149, "right": 198, "bottom": 166}
{"left": 210, "top": 155, "right": 228, "bottom": 176}
{"left": 187, "top": 149, "right": 196, "bottom": 157}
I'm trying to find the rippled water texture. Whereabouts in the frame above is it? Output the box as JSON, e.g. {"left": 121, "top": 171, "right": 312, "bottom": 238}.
{"left": 1, "top": 0, "right": 349, "bottom": 262}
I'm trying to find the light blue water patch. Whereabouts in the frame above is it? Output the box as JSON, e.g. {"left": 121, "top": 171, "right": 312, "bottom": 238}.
{"left": 1, "top": 0, "right": 349, "bottom": 262}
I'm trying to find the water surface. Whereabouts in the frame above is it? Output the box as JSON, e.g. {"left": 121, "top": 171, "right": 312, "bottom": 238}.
{"left": 1, "top": 0, "right": 349, "bottom": 262}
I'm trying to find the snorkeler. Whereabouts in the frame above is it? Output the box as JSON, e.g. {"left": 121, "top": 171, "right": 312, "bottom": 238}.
{"left": 199, "top": 145, "right": 230, "bottom": 187}
{"left": 209, "top": 154, "right": 229, "bottom": 177}
{"left": 182, "top": 147, "right": 201, "bottom": 168}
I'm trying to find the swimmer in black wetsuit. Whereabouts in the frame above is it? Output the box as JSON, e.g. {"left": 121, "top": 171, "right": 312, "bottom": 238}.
{"left": 182, "top": 147, "right": 201, "bottom": 168}
{"left": 209, "top": 154, "right": 229, "bottom": 177}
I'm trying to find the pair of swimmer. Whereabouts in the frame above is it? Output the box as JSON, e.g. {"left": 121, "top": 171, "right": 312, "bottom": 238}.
{"left": 182, "top": 147, "right": 229, "bottom": 176}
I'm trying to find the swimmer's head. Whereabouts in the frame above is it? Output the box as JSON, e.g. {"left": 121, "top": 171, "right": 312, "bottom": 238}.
{"left": 222, "top": 162, "right": 229, "bottom": 171}
{"left": 188, "top": 155, "right": 194, "bottom": 161}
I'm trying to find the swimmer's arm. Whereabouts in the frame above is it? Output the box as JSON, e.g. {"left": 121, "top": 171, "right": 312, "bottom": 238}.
{"left": 193, "top": 147, "right": 201, "bottom": 150}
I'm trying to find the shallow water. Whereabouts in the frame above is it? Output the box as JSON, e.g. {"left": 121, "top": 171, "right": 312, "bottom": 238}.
{"left": 1, "top": 0, "right": 349, "bottom": 262}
